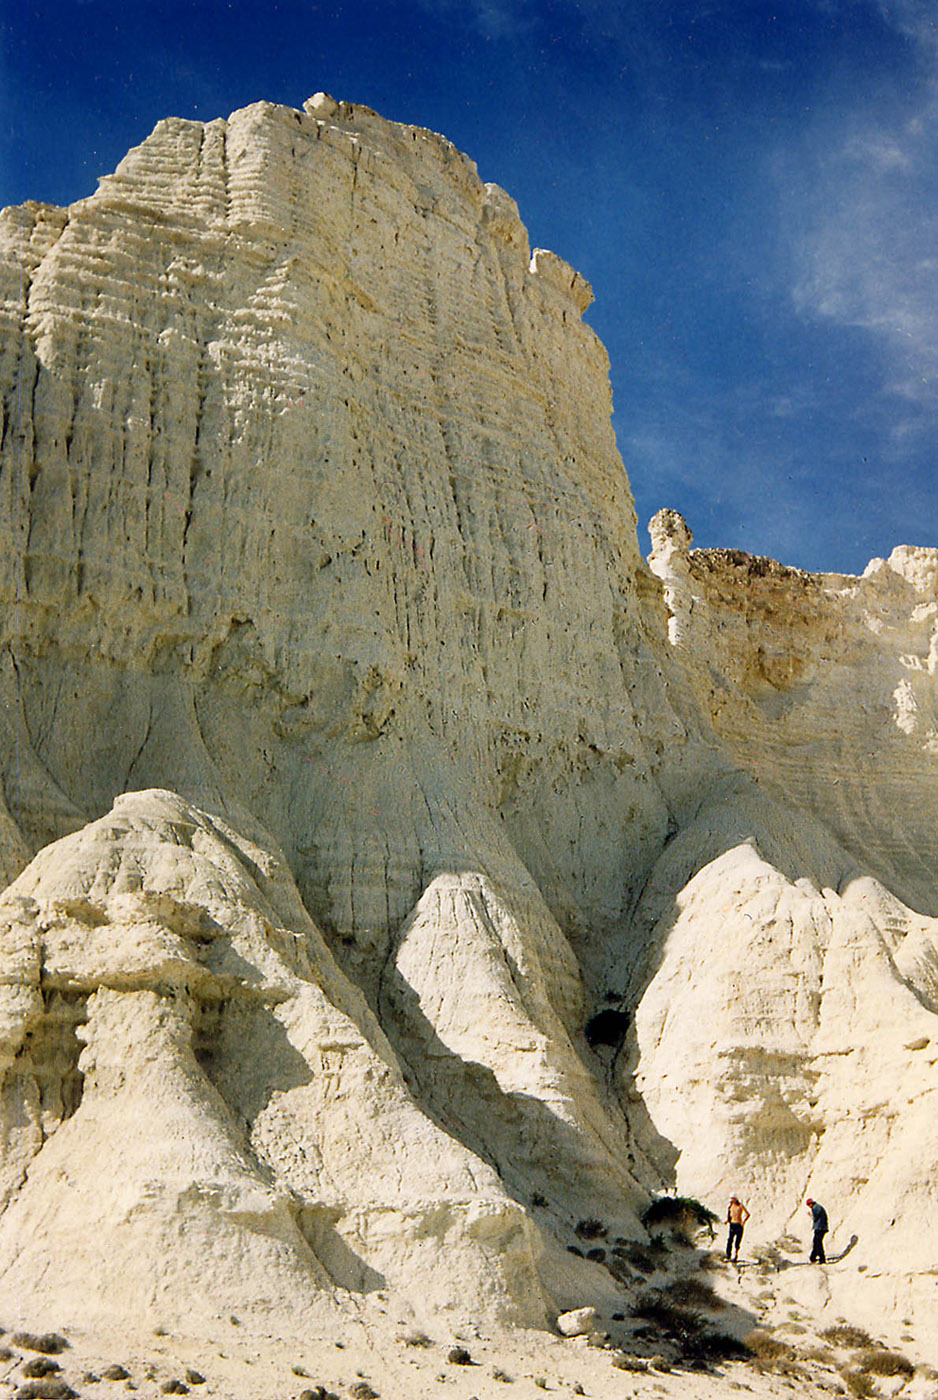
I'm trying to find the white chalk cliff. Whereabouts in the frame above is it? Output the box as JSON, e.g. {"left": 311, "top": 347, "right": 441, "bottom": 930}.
{"left": 0, "top": 96, "right": 935, "bottom": 1361}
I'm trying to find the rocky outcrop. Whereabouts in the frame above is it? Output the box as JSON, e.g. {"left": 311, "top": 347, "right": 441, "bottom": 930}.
{"left": 0, "top": 96, "right": 936, "bottom": 1360}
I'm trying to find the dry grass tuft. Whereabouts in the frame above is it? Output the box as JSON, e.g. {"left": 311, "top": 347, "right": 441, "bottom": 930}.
{"left": 743, "top": 1330, "right": 806, "bottom": 1380}
{"left": 839, "top": 1369, "right": 876, "bottom": 1398}
{"left": 744, "top": 1331, "right": 792, "bottom": 1362}
{"left": 820, "top": 1323, "right": 875, "bottom": 1350}
{"left": 400, "top": 1332, "right": 433, "bottom": 1348}
{"left": 663, "top": 1276, "right": 725, "bottom": 1310}
{"left": 631, "top": 1293, "right": 703, "bottom": 1341}
{"left": 10, "top": 1335, "right": 69, "bottom": 1356}
{"left": 854, "top": 1349, "right": 915, "bottom": 1378}
{"left": 680, "top": 1331, "right": 750, "bottom": 1367}
{"left": 13, "top": 1384, "right": 77, "bottom": 1400}
{"left": 20, "top": 1361, "right": 60, "bottom": 1380}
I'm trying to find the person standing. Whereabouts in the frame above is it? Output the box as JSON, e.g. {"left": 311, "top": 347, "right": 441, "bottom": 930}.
{"left": 806, "top": 1198, "right": 829, "bottom": 1263}
{"left": 725, "top": 1195, "right": 750, "bottom": 1261}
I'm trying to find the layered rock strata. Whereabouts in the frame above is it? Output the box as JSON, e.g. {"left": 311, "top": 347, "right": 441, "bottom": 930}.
{"left": 0, "top": 96, "right": 936, "bottom": 1356}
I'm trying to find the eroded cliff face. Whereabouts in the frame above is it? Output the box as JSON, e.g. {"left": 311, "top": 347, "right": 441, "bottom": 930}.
{"left": 0, "top": 94, "right": 695, "bottom": 971}
{"left": 0, "top": 96, "right": 936, "bottom": 1360}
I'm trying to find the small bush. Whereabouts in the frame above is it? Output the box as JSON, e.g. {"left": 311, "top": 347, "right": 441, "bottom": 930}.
{"left": 820, "top": 1324, "right": 875, "bottom": 1350}
{"left": 585, "top": 1247, "right": 606, "bottom": 1263}
{"left": 839, "top": 1370, "right": 876, "bottom": 1399}
{"left": 854, "top": 1349, "right": 914, "bottom": 1378}
{"left": 401, "top": 1332, "right": 433, "bottom": 1348}
{"left": 613, "top": 1242, "right": 656, "bottom": 1273}
{"left": 102, "top": 1365, "right": 130, "bottom": 1381}
{"left": 745, "top": 1331, "right": 794, "bottom": 1362}
{"left": 10, "top": 1335, "right": 69, "bottom": 1356}
{"left": 605, "top": 1257, "right": 634, "bottom": 1285}
{"left": 530, "top": 1192, "right": 548, "bottom": 1208}
{"left": 14, "top": 1385, "right": 75, "bottom": 1400}
{"left": 641, "top": 1197, "right": 718, "bottom": 1234}
{"left": 492, "top": 1369, "right": 513, "bottom": 1383}
{"left": 696, "top": 1251, "right": 723, "bottom": 1272}
{"left": 447, "top": 1347, "right": 473, "bottom": 1366}
{"left": 611, "top": 1353, "right": 647, "bottom": 1373}
{"left": 680, "top": 1331, "right": 749, "bottom": 1367}
{"left": 574, "top": 1218, "right": 607, "bottom": 1240}
{"left": 631, "top": 1293, "right": 703, "bottom": 1341}
{"left": 350, "top": 1384, "right": 379, "bottom": 1400}
{"left": 20, "top": 1362, "right": 60, "bottom": 1379}
{"left": 663, "top": 1277, "right": 724, "bottom": 1311}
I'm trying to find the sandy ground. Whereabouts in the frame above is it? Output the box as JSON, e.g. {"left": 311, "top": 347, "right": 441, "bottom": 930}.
{"left": 3, "top": 1249, "right": 936, "bottom": 1400}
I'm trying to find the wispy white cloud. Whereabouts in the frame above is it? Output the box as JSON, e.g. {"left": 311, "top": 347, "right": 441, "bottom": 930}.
{"left": 789, "top": 12, "right": 938, "bottom": 417}
{"left": 412, "top": 0, "right": 534, "bottom": 40}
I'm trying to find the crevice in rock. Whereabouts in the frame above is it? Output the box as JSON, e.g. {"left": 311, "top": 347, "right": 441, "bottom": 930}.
{"left": 12, "top": 987, "right": 88, "bottom": 1132}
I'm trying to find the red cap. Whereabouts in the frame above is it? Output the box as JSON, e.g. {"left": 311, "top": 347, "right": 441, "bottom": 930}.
{"left": 806, "top": 1198, "right": 814, "bottom": 1206}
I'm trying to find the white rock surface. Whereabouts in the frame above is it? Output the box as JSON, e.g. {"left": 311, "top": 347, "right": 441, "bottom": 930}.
{"left": 555, "top": 1305, "right": 597, "bottom": 1336}
{"left": 0, "top": 96, "right": 936, "bottom": 1378}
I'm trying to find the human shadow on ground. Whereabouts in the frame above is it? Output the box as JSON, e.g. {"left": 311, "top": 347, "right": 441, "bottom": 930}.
{"left": 765, "top": 1234, "right": 859, "bottom": 1272}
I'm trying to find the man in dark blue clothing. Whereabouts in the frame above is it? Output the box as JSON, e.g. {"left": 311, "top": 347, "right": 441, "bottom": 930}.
{"left": 806, "top": 1198, "right": 828, "bottom": 1262}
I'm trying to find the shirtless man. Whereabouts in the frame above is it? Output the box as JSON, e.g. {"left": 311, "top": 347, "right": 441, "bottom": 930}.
{"left": 725, "top": 1195, "right": 750, "bottom": 1261}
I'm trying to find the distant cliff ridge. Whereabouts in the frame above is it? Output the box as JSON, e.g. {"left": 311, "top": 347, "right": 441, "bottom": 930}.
{"left": 0, "top": 96, "right": 936, "bottom": 1363}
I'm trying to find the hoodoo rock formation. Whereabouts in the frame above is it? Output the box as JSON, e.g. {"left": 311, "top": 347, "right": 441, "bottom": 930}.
{"left": 0, "top": 95, "right": 936, "bottom": 1367}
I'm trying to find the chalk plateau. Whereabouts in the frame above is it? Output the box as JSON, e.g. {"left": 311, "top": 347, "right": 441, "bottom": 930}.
{"left": 0, "top": 94, "right": 936, "bottom": 1393}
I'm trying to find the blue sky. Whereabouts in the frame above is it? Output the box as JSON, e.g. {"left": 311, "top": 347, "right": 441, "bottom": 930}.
{"left": 3, "top": 0, "right": 938, "bottom": 574}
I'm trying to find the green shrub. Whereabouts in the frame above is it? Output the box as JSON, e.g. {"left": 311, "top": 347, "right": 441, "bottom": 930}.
{"left": 642, "top": 1196, "right": 717, "bottom": 1228}
{"left": 641, "top": 1196, "right": 717, "bottom": 1242}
